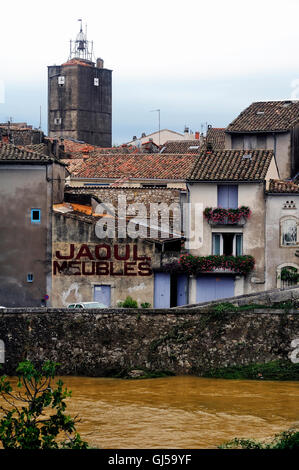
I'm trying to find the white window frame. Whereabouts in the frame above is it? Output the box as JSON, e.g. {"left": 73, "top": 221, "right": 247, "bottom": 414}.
{"left": 212, "top": 232, "right": 243, "bottom": 256}
{"left": 280, "top": 216, "right": 299, "bottom": 247}
{"left": 276, "top": 263, "right": 299, "bottom": 288}
{"left": 58, "top": 76, "right": 65, "bottom": 85}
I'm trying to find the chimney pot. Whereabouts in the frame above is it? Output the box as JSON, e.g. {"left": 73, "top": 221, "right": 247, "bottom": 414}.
{"left": 96, "top": 58, "right": 104, "bottom": 69}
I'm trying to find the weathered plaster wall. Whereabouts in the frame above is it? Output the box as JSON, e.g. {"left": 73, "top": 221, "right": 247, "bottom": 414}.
{"left": 265, "top": 194, "right": 299, "bottom": 290}
{"left": 0, "top": 308, "right": 298, "bottom": 376}
{"left": 0, "top": 165, "right": 50, "bottom": 307}
{"left": 187, "top": 182, "right": 266, "bottom": 295}
{"left": 52, "top": 212, "right": 165, "bottom": 307}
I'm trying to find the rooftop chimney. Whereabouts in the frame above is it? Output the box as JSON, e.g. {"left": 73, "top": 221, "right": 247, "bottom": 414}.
{"left": 97, "top": 57, "right": 104, "bottom": 69}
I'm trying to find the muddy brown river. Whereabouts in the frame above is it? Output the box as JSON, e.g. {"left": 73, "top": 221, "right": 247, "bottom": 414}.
{"left": 1, "top": 376, "right": 298, "bottom": 448}
{"left": 56, "top": 376, "right": 298, "bottom": 448}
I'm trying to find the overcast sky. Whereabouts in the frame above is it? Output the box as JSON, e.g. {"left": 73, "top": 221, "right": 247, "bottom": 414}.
{"left": 1, "top": 0, "right": 299, "bottom": 144}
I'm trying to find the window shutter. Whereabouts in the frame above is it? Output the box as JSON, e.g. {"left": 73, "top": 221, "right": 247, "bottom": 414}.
{"left": 228, "top": 185, "right": 238, "bottom": 209}
{"left": 217, "top": 185, "right": 238, "bottom": 209}
{"left": 212, "top": 234, "right": 221, "bottom": 255}
{"left": 236, "top": 234, "right": 243, "bottom": 256}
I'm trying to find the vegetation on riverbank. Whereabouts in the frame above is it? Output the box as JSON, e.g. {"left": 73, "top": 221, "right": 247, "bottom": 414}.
{"left": 0, "top": 361, "right": 88, "bottom": 449}
{"left": 219, "top": 429, "right": 299, "bottom": 449}
{"left": 114, "top": 368, "right": 175, "bottom": 379}
{"left": 211, "top": 299, "right": 298, "bottom": 314}
{"left": 203, "top": 360, "right": 299, "bottom": 381}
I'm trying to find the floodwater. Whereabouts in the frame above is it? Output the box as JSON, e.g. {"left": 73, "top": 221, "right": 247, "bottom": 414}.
{"left": 59, "top": 376, "right": 299, "bottom": 448}
{"left": 1, "top": 376, "right": 298, "bottom": 448}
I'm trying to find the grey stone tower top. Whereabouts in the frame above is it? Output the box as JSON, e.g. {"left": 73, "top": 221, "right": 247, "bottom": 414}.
{"left": 48, "top": 22, "right": 112, "bottom": 147}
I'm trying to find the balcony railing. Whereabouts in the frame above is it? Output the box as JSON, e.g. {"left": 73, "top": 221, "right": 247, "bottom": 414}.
{"left": 203, "top": 207, "right": 251, "bottom": 226}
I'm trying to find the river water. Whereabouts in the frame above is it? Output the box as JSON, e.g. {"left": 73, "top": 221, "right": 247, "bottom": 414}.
{"left": 51, "top": 376, "right": 298, "bottom": 449}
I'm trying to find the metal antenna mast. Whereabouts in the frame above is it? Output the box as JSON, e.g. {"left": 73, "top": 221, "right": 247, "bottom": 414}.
{"left": 150, "top": 109, "right": 161, "bottom": 146}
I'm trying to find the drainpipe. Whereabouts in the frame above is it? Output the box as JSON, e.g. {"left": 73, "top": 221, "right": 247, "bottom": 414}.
{"left": 273, "top": 132, "right": 280, "bottom": 178}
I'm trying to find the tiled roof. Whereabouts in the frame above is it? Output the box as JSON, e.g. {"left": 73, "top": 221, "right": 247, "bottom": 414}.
{"left": 205, "top": 127, "right": 226, "bottom": 149}
{"left": 25, "top": 143, "right": 50, "bottom": 155}
{"left": 227, "top": 100, "right": 299, "bottom": 132}
{"left": 62, "top": 140, "right": 139, "bottom": 158}
{"left": 61, "top": 158, "right": 86, "bottom": 174}
{"left": 63, "top": 153, "right": 197, "bottom": 180}
{"left": 267, "top": 179, "right": 299, "bottom": 193}
{"left": 0, "top": 142, "right": 66, "bottom": 166}
{"left": 189, "top": 149, "right": 274, "bottom": 181}
{"left": 61, "top": 59, "right": 94, "bottom": 67}
{"left": 63, "top": 140, "right": 95, "bottom": 155}
{"left": 161, "top": 140, "right": 201, "bottom": 154}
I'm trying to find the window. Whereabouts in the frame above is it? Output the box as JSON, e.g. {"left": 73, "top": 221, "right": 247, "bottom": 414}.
{"left": 27, "top": 273, "right": 34, "bottom": 283}
{"left": 277, "top": 263, "right": 299, "bottom": 288}
{"left": 212, "top": 233, "right": 243, "bottom": 256}
{"left": 31, "top": 209, "right": 41, "bottom": 224}
{"left": 281, "top": 218, "right": 297, "bottom": 246}
{"left": 217, "top": 185, "right": 238, "bottom": 209}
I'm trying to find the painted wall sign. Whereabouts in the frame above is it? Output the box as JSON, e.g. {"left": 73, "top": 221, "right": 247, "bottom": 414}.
{"left": 53, "top": 244, "right": 152, "bottom": 277}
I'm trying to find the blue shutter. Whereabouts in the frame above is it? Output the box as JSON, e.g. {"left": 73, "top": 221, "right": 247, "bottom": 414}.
{"left": 228, "top": 185, "right": 238, "bottom": 209}
{"left": 236, "top": 234, "right": 243, "bottom": 256}
{"left": 154, "top": 272, "right": 171, "bottom": 308}
{"left": 217, "top": 185, "right": 229, "bottom": 208}
{"left": 217, "top": 185, "right": 238, "bottom": 209}
{"left": 212, "top": 234, "right": 221, "bottom": 255}
{"left": 94, "top": 285, "right": 111, "bottom": 307}
{"left": 176, "top": 274, "right": 188, "bottom": 306}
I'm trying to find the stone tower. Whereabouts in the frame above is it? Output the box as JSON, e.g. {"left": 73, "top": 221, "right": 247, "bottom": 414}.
{"left": 48, "top": 21, "right": 112, "bottom": 147}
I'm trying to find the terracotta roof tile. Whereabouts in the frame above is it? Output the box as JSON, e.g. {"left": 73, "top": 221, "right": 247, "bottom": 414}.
{"left": 63, "top": 153, "right": 197, "bottom": 180}
{"left": 0, "top": 142, "right": 65, "bottom": 166}
{"left": 189, "top": 149, "right": 274, "bottom": 181}
{"left": 227, "top": 100, "right": 299, "bottom": 133}
{"left": 267, "top": 179, "right": 299, "bottom": 193}
{"left": 161, "top": 140, "right": 201, "bottom": 154}
{"left": 205, "top": 127, "right": 226, "bottom": 150}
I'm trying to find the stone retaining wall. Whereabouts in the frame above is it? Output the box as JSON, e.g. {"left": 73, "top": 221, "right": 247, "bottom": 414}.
{"left": 0, "top": 306, "right": 298, "bottom": 376}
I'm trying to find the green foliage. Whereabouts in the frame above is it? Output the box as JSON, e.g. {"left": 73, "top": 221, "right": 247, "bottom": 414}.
{"left": 219, "top": 429, "right": 299, "bottom": 449}
{"left": 0, "top": 360, "right": 88, "bottom": 449}
{"left": 280, "top": 266, "right": 299, "bottom": 283}
{"left": 179, "top": 254, "right": 255, "bottom": 275}
{"left": 117, "top": 296, "right": 138, "bottom": 308}
{"left": 204, "top": 360, "right": 299, "bottom": 381}
{"left": 140, "top": 302, "right": 151, "bottom": 309}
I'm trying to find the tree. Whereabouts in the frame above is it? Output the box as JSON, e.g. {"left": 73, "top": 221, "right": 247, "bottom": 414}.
{"left": 0, "top": 360, "right": 88, "bottom": 449}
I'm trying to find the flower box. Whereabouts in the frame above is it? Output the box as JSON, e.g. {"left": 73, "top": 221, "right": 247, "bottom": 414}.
{"left": 204, "top": 206, "right": 251, "bottom": 226}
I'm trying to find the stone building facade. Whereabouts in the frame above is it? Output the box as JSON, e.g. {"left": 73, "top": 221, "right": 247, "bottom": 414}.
{"left": 52, "top": 187, "right": 185, "bottom": 308}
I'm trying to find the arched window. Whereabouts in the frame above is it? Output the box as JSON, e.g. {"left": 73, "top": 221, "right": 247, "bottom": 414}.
{"left": 281, "top": 218, "right": 298, "bottom": 246}
{"left": 277, "top": 263, "right": 299, "bottom": 288}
